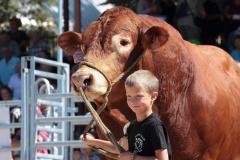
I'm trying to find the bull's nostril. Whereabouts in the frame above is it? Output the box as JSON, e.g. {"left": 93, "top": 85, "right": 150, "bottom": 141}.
{"left": 83, "top": 78, "right": 91, "bottom": 87}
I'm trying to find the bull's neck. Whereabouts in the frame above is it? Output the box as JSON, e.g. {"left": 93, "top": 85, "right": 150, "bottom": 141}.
{"left": 139, "top": 45, "right": 194, "bottom": 122}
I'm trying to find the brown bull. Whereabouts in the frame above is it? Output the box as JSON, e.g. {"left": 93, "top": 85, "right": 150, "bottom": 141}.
{"left": 57, "top": 7, "right": 240, "bottom": 160}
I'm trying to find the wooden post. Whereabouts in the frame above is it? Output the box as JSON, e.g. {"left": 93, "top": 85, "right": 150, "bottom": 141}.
{"left": 63, "top": 0, "right": 69, "bottom": 31}
{"left": 74, "top": 0, "right": 81, "bottom": 32}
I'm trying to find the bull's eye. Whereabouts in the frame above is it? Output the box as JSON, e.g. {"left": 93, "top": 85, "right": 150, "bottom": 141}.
{"left": 120, "top": 40, "right": 129, "bottom": 46}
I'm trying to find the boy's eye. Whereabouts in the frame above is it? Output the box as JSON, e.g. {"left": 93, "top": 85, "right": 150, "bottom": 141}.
{"left": 136, "top": 95, "right": 143, "bottom": 98}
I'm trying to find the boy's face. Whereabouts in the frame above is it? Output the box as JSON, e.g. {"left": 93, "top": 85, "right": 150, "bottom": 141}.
{"left": 125, "top": 85, "right": 158, "bottom": 114}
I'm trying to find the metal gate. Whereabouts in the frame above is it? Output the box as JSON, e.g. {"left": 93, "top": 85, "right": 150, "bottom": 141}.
{"left": 0, "top": 56, "right": 92, "bottom": 160}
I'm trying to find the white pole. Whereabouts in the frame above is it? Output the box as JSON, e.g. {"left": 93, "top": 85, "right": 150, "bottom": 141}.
{"left": 57, "top": 0, "right": 64, "bottom": 158}
{"left": 57, "top": 0, "right": 63, "bottom": 63}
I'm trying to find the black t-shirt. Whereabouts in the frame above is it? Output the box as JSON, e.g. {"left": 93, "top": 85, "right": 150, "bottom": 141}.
{"left": 127, "top": 113, "right": 172, "bottom": 160}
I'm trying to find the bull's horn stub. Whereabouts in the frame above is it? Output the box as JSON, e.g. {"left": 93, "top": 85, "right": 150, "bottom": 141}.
{"left": 73, "top": 49, "right": 84, "bottom": 63}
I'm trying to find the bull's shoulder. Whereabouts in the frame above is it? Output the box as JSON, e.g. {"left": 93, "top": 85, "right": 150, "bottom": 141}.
{"left": 185, "top": 42, "right": 240, "bottom": 75}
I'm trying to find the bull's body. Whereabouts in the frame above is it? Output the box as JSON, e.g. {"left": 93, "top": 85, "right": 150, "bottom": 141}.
{"left": 58, "top": 7, "right": 240, "bottom": 160}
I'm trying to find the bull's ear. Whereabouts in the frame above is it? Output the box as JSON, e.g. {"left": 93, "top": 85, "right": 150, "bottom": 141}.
{"left": 141, "top": 26, "right": 169, "bottom": 51}
{"left": 57, "top": 31, "right": 82, "bottom": 55}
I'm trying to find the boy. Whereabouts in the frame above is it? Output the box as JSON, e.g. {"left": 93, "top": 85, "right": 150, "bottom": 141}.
{"left": 81, "top": 70, "right": 172, "bottom": 160}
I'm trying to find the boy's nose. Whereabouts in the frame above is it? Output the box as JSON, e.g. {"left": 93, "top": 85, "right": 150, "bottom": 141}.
{"left": 128, "top": 98, "right": 137, "bottom": 104}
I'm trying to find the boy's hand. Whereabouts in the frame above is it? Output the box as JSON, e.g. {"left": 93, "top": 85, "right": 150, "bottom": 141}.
{"left": 118, "top": 151, "right": 133, "bottom": 160}
{"left": 80, "top": 134, "right": 95, "bottom": 146}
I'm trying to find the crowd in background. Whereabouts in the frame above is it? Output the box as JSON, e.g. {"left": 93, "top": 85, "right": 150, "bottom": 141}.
{"left": 0, "top": 0, "right": 240, "bottom": 159}
{"left": 0, "top": 15, "right": 57, "bottom": 159}
{"left": 137, "top": 0, "right": 240, "bottom": 56}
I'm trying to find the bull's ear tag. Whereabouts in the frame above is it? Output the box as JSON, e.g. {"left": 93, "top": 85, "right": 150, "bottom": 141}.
{"left": 73, "top": 49, "right": 84, "bottom": 63}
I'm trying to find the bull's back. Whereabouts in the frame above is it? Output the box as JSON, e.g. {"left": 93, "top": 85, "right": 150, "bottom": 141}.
{"left": 187, "top": 43, "right": 240, "bottom": 159}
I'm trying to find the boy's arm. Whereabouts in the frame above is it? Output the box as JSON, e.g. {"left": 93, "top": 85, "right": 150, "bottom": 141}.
{"left": 119, "top": 152, "right": 159, "bottom": 160}
{"left": 119, "top": 148, "right": 168, "bottom": 160}
{"left": 155, "top": 148, "right": 169, "bottom": 160}
{"left": 80, "top": 134, "right": 119, "bottom": 154}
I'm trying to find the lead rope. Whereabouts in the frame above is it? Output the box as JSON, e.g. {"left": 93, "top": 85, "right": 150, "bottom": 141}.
{"left": 80, "top": 49, "right": 146, "bottom": 159}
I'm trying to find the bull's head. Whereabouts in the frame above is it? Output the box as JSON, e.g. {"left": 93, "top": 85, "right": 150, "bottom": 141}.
{"left": 57, "top": 7, "right": 169, "bottom": 101}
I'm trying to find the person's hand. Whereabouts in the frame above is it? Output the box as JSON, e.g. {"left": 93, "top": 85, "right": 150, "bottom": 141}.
{"left": 11, "top": 108, "right": 21, "bottom": 119}
{"left": 80, "top": 133, "right": 95, "bottom": 146}
{"left": 37, "top": 135, "right": 44, "bottom": 142}
{"left": 118, "top": 151, "right": 133, "bottom": 160}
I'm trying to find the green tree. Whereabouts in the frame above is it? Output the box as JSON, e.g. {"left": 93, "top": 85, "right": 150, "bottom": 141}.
{"left": 0, "top": 0, "right": 57, "bottom": 36}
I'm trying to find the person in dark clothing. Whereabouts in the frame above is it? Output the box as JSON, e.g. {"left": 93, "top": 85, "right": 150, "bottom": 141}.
{"left": 201, "top": 0, "right": 223, "bottom": 45}
{"left": 159, "top": 0, "right": 176, "bottom": 25}
{"left": 7, "top": 17, "right": 28, "bottom": 56}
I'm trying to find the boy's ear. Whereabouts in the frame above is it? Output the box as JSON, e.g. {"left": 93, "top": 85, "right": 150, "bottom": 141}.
{"left": 152, "top": 92, "right": 158, "bottom": 101}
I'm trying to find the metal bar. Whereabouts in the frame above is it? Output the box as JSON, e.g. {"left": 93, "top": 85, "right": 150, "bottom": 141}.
{"left": 36, "top": 141, "right": 88, "bottom": 148}
{"left": 0, "top": 123, "right": 21, "bottom": 128}
{"left": 36, "top": 115, "right": 92, "bottom": 123}
{"left": 62, "top": 62, "right": 69, "bottom": 159}
{"left": 57, "top": 0, "right": 63, "bottom": 63}
{"left": 34, "top": 70, "right": 65, "bottom": 80}
{"left": 30, "top": 56, "right": 37, "bottom": 160}
{"left": 36, "top": 153, "right": 63, "bottom": 160}
{"left": 21, "top": 58, "right": 29, "bottom": 160}
{"left": 0, "top": 100, "right": 22, "bottom": 107}
{"left": 24, "top": 56, "right": 67, "bottom": 67}
{"left": 37, "top": 126, "right": 63, "bottom": 133}
{"left": 71, "top": 121, "right": 96, "bottom": 126}
{"left": 36, "top": 99, "right": 64, "bottom": 108}
{"left": 37, "top": 93, "right": 78, "bottom": 99}
{"left": 0, "top": 147, "right": 21, "bottom": 152}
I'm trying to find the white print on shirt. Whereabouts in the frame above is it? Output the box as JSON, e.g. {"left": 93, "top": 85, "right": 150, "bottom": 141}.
{"left": 134, "top": 134, "right": 145, "bottom": 152}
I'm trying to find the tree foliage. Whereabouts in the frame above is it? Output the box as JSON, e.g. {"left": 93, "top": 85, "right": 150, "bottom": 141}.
{"left": 0, "top": 0, "right": 57, "bottom": 36}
